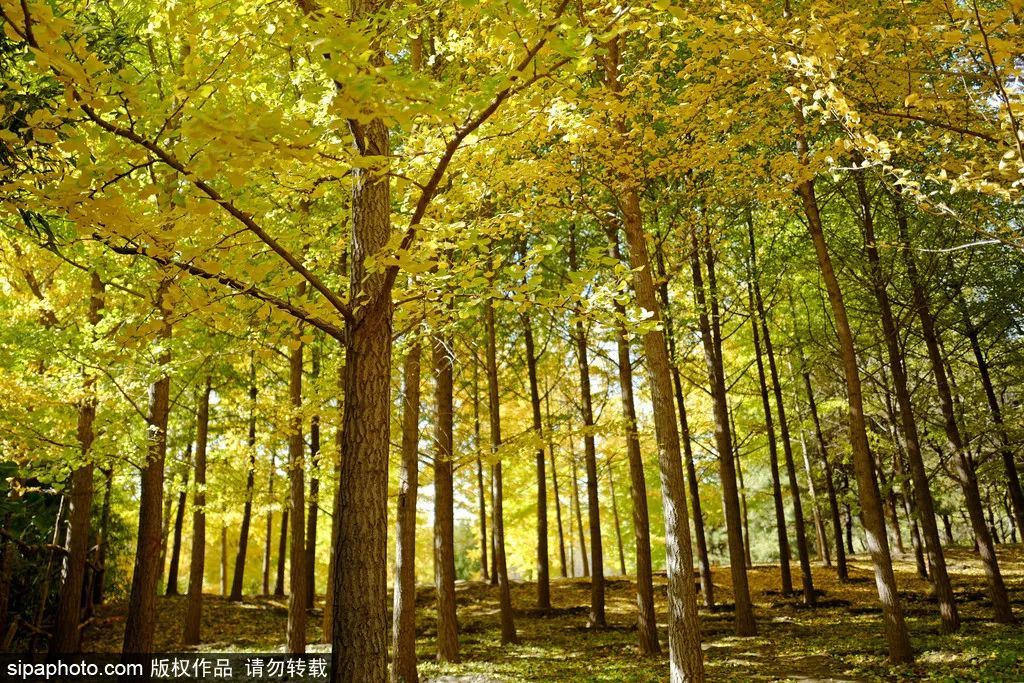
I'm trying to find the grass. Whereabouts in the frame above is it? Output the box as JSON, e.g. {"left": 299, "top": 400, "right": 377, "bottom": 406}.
{"left": 82, "top": 547, "right": 1024, "bottom": 681}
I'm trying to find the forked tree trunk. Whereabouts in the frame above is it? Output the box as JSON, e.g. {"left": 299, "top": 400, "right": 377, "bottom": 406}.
{"left": 229, "top": 355, "right": 258, "bottom": 602}
{"left": 287, "top": 341, "right": 307, "bottom": 653}
{"left": 485, "top": 298, "right": 517, "bottom": 644}
{"left": 123, "top": 284, "right": 171, "bottom": 655}
{"left": 793, "top": 129, "right": 912, "bottom": 661}
{"left": 523, "top": 313, "right": 551, "bottom": 610}
{"left": 51, "top": 273, "right": 104, "bottom": 654}
{"left": 689, "top": 230, "right": 756, "bottom": 636}
{"left": 183, "top": 377, "right": 212, "bottom": 645}
{"left": 391, "top": 344, "right": 421, "bottom": 683}
{"left": 894, "top": 192, "right": 1013, "bottom": 624}
{"left": 433, "top": 334, "right": 460, "bottom": 662}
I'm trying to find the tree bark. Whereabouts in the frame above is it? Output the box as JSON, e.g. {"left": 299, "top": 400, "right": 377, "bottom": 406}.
{"left": 689, "top": 230, "right": 756, "bottom": 635}
{"left": 485, "top": 298, "right": 517, "bottom": 644}
{"left": 263, "top": 450, "right": 275, "bottom": 596}
{"left": 433, "top": 334, "right": 460, "bottom": 662}
{"left": 275, "top": 509, "right": 288, "bottom": 598}
{"left": 391, "top": 344, "right": 421, "bottom": 683}
{"left": 472, "top": 362, "right": 490, "bottom": 583}
{"left": 183, "top": 377, "right": 212, "bottom": 645}
{"left": 51, "top": 273, "right": 103, "bottom": 654}
{"left": 607, "top": 464, "right": 627, "bottom": 577}
{"left": 895, "top": 192, "right": 1013, "bottom": 624}
{"left": 305, "top": 345, "right": 321, "bottom": 608}
{"left": 230, "top": 355, "right": 258, "bottom": 602}
{"left": 730, "top": 402, "right": 753, "bottom": 570}
{"left": 569, "top": 438, "right": 589, "bottom": 578}
{"left": 93, "top": 467, "right": 113, "bottom": 605}
{"left": 523, "top": 313, "right": 551, "bottom": 610}
{"left": 287, "top": 341, "right": 307, "bottom": 653}
{"left": 122, "top": 283, "right": 171, "bottom": 655}
{"left": 166, "top": 441, "right": 191, "bottom": 597}
{"left": 787, "top": 354, "right": 831, "bottom": 568}
{"left": 543, "top": 385, "right": 568, "bottom": 580}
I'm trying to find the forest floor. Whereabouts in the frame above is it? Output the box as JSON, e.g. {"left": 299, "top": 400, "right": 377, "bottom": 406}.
{"left": 82, "top": 547, "right": 1024, "bottom": 681}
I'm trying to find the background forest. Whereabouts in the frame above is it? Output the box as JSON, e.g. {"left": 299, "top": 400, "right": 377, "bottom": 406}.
{"left": 0, "top": 0, "right": 1023, "bottom": 681}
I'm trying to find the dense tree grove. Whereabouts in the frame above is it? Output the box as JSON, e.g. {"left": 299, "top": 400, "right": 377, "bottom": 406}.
{"left": 0, "top": 0, "right": 1022, "bottom": 681}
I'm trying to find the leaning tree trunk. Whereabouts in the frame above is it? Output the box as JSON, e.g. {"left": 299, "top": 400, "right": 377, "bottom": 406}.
{"left": 523, "top": 313, "right": 551, "bottom": 611}
{"left": 608, "top": 226, "right": 659, "bottom": 654}
{"left": 433, "top": 333, "right": 460, "bottom": 662}
{"left": 895, "top": 192, "right": 1013, "bottom": 624}
{"left": 793, "top": 127, "right": 912, "bottom": 661}
{"left": 183, "top": 377, "right": 212, "bottom": 645}
{"left": 230, "top": 355, "right": 258, "bottom": 602}
{"left": 287, "top": 340, "right": 307, "bottom": 653}
{"left": 51, "top": 273, "right": 104, "bottom": 654}
{"left": 123, "top": 284, "right": 172, "bottom": 655}
{"left": 690, "top": 230, "right": 756, "bottom": 636}
{"left": 484, "top": 298, "right": 518, "bottom": 644}
{"left": 567, "top": 227, "right": 605, "bottom": 627}
{"left": 391, "top": 344, "right": 421, "bottom": 683}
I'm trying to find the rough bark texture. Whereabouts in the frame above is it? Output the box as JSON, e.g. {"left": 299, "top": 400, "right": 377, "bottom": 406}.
{"left": 391, "top": 345, "right": 421, "bottom": 683}
{"left": 287, "top": 342, "right": 307, "bottom": 653}
{"left": 229, "top": 356, "right": 258, "bottom": 602}
{"left": 794, "top": 148, "right": 912, "bottom": 661}
{"left": 183, "top": 377, "right": 212, "bottom": 645}
{"left": 51, "top": 273, "right": 103, "bottom": 654}
{"left": 523, "top": 314, "right": 551, "bottom": 611}
{"left": 433, "top": 334, "right": 460, "bottom": 662}
{"left": 122, "top": 285, "right": 171, "bottom": 655}
{"left": 895, "top": 193, "right": 1013, "bottom": 624}
{"left": 485, "top": 299, "right": 518, "bottom": 645}
{"left": 690, "top": 231, "right": 756, "bottom": 636}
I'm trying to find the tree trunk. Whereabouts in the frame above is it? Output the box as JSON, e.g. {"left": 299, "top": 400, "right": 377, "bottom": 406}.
{"left": 183, "top": 377, "right": 212, "bottom": 645}
{"left": 275, "top": 509, "right": 288, "bottom": 598}
{"left": 122, "top": 284, "right": 171, "bottom": 655}
{"left": 230, "top": 355, "right": 258, "bottom": 602}
{"left": 794, "top": 139, "right": 912, "bottom": 660}
{"left": 391, "top": 345, "right": 421, "bottom": 683}
{"left": 485, "top": 298, "right": 517, "bottom": 644}
{"left": 567, "top": 227, "right": 605, "bottom": 627}
{"left": 472, "top": 362, "right": 490, "bottom": 583}
{"left": 748, "top": 280, "right": 792, "bottom": 592}
{"left": 787, "top": 355, "right": 830, "bottom": 568}
{"left": 881, "top": 379, "right": 929, "bottom": 580}
{"left": 570, "top": 440, "right": 589, "bottom": 578}
{"left": 895, "top": 191, "right": 1013, "bottom": 624}
{"left": 322, "top": 373, "right": 343, "bottom": 641}
{"left": 433, "top": 334, "right": 460, "bottom": 662}
{"left": 523, "top": 313, "right": 551, "bottom": 611}
{"left": 689, "top": 229, "right": 756, "bottom": 636}
{"left": 287, "top": 341, "right": 307, "bottom": 653}
{"left": 544, "top": 385, "right": 568, "bottom": 580}
{"left": 93, "top": 467, "right": 113, "bottom": 605}
{"left": 220, "top": 524, "right": 227, "bottom": 595}
{"left": 607, "top": 464, "right": 627, "bottom": 577}
{"left": 655, "top": 236, "right": 714, "bottom": 610}
{"left": 51, "top": 273, "right": 103, "bottom": 654}
{"left": 958, "top": 295, "right": 1024, "bottom": 540}
{"left": 305, "top": 345, "right": 321, "bottom": 608}
{"left": 166, "top": 441, "right": 191, "bottom": 597}
{"left": 731, "top": 402, "right": 753, "bottom": 569}
{"left": 263, "top": 450, "right": 275, "bottom": 596}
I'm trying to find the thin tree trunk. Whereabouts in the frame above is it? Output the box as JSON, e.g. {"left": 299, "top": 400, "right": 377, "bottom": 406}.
{"left": 166, "top": 441, "right": 192, "bottom": 597}
{"left": 51, "top": 273, "right": 103, "bottom": 654}
{"left": 689, "top": 229, "right": 756, "bottom": 636}
{"left": 485, "top": 298, "right": 517, "bottom": 644}
{"left": 263, "top": 450, "right": 275, "bottom": 596}
{"left": 544, "top": 384, "right": 568, "bottom": 580}
{"left": 787, "top": 355, "right": 830, "bottom": 567}
{"left": 287, "top": 340, "right": 307, "bottom": 653}
{"left": 122, "top": 284, "right": 171, "bottom": 655}
{"left": 93, "top": 467, "right": 113, "bottom": 605}
{"left": 473, "top": 362, "right": 490, "bottom": 583}
{"left": 881, "top": 379, "right": 929, "bottom": 580}
{"left": 733, "top": 413, "right": 753, "bottom": 570}
{"left": 570, "top": 438, "right": 589, "bottom": 578}
{"left": 391, "top": 344, "right": 421, "bottom": 683}
{"left": 220, "top": 524, "right": 227, "bottom": 595}
{"left": 183, "top": 377, "right": 212, "bottom": 645}
{"left": 433, "top": 334, "right": 459, "bottom": 662}
{"left": 305, "top": 344, "right": 321, "bottom": 608}
{"left": 607, "top": 464, "right": 627, "bottom": 577}
{"left": 895, "top": 191, "right": 1013, "bottom": 624}
{"left": 794, "top": 131, "right": 912, "bottom": 660}
{"left": 523, "top": 314, "right": 551, "bottom": 610}
{"left": 230, "top": 355, "right": 258, "bottom": 602}
{"left": 275, "top": 509, "right": 288, "bottom": 598}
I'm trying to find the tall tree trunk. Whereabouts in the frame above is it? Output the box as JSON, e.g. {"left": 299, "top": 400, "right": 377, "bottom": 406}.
{"left": 793, "top": 126, "right": 912, "bottom": 660}
{"left": 263, "top": 450, "right": 275, "bottom": 596}
{"left": 93, "top": 467, "right": 113, "bottom": 605}
{"left": 122, "top": 284, "right": 171, "bottom": 655}
{"left": 275, "top": 509, "right": 288, "bottom": 597}
{"left": 958, "top": 295, "right": 1024, "bottom": 540}
{"left": 523, "top": 314, "right": 551, "bottom": 610}
{"left": 567, "top": 227, "right": 605, "bottom": 627}
{"left": 183, "top": 377, "right": 212, "bottom": 645}
{"left": 607, "top": 464, "right": 627, "bottom": 577}
{"left": 787, "top": 355, "right": 831, "bottom": 567}
{"left": 801, "top": 368, "right": 847, "bottom": 580}
{"left": 485, "top": 298, "right": 517, "bottom": 644}
{"left": 689, "top": 229, "right": 756, "bottom": 636}
{"left": 747, "top": 218, "right": 814, "bottom": 605}
{"left": 51, "top": 273, "right": 103, "bottom": 654}
{"left": 570, "top": 439, "right": 589, "bottom": 578}
{"left": 166, "top": 441, "right": 192, "bottom": 596}
{"left": 544, "top": 385, "right": 568, "bottom": 580}
{"left": 748, "top": 281, "right": 792, "bottom": 592}
{"left": 220, "top": 524, "right": 227, "bottom": 595}
{"left": 654, "top": 237, "right": 714, "bottom": 610}
{"left": 391, "top": 344, "right": 421, "bottom": 683}
{"left": 895, "top": 193, "right": 1013, "bottom": 624}
{"left": 609, "top": 229, "right": 659, "bottom": 653}
{"left": 230, "top": 355, "right": 258, "bottom": 602}
{"left": 305, "top": 345, "right": 321, "bottom": 608}
{"left": 472, "top": 362, "right": 490, "bottom": 583}
{"left": 433, "top": 334, "right": 459, "bottom": 662}
{"left": 287, "top": 340, "right": 307, "bottom": 653}
{"left": 731, "top": 402, "right": 753, "bottom": 569}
